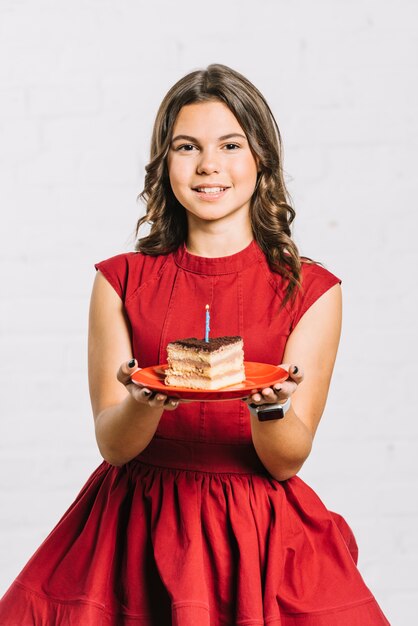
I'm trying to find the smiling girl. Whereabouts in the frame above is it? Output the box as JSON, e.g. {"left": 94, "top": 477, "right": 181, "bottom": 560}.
{"left": 0, "top": 64, "right": 389, "bottom": 625}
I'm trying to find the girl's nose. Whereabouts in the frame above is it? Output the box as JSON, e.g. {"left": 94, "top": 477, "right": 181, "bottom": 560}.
{"left": 196, "top": 150, "right": 221, "bottom": 175}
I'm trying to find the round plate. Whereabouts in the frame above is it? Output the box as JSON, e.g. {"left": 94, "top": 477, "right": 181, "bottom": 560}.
{"left": 130, "top": 361, "right": 289, "bottom": 401}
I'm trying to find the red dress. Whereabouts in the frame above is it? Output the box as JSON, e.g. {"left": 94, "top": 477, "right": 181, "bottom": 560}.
{"left": 0, "top": 242, "right": 390, "bottom": 625}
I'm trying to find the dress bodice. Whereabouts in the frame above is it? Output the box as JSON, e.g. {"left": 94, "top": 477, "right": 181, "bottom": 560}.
{"left": 96, "top": 241, "right": 339, "bottom": 444}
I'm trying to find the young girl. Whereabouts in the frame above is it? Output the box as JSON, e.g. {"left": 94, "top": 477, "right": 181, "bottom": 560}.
{"left": 0, "top": 64, "right": 389, "bottom": 625}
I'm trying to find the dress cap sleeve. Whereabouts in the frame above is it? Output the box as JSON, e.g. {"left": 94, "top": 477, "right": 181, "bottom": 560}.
{"left": 95, "top": 253, "right": 135, "bottom": 300}
{"left": 291, "top": 262, "right": 341, "bottom": 330}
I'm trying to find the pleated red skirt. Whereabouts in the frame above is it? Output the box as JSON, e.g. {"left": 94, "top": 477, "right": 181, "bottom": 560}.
{"left": 0, "top": 438, "right": 389, "bottom": 625}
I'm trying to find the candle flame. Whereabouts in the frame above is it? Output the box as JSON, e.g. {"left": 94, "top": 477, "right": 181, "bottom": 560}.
{"left": 205, "top": 304, "right": 209, "bottom": 310}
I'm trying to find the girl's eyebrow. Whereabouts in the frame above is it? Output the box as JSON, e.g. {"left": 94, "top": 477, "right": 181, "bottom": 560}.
{"left": 171, "top": 133, "right": 247, "bottom": 143}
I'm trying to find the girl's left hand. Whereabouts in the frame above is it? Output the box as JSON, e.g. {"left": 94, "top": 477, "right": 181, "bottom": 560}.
{"left": 244, "top": 364, "right": 304, "bottom": 407}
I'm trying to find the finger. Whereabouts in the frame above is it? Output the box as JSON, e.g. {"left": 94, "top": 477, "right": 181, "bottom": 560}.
{"left": 260, "top": 387, "right": 276, "bottom": 401}
{"left": 117, "top": 358, "right": 140, "bottom": 385}
{"left": 247, "top": 391, "right": 276, "bottom": 405}
{"left": 140, "top": 387, "right": 153, "bottom": 400}
{"left": 133, "top": 386, "right": 180, "bottom": 409}
{"left": 148, "top": 393, "right": 168, "bottom": 408}
{"left": 258, "top": 386, "right": 286, "bottom": 404}
{"left": 287, "top": 364, "right": 304, "bottom": 383}
{"left": 127, "top": 385, "right": 152, "bottom": 404}
{"left": 252, "top": 384, "right": 292, "bottom": 405}
{"left": 164, "top": 398, "right": 180, "bottom": 411}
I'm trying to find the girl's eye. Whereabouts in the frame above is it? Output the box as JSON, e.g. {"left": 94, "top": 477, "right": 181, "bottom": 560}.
{"left": 224, "top": 143, "right": 240, "bottom": 150}
{"left": 176, "top": 144, "right": 196, "bottom": 151}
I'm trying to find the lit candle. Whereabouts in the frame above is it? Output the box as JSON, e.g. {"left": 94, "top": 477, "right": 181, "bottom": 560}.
{"left": 205, "top": 304, "right": 210, "bottom": 343}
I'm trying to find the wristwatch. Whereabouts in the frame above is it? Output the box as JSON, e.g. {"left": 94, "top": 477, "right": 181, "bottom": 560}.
{"left": 248, "top": 397, "right": 291, "bottom": 421}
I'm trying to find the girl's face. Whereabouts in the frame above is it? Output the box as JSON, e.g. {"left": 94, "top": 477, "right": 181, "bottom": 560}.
{"left": 167, "top": 100, "right": 258, "bottom": 228}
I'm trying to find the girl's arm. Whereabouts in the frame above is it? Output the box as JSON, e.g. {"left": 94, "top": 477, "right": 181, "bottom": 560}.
{"left": 88, "top": 272, "right": 178, "bottom": 466}
{"left": 248, "top": 283, "right": 342, "bottom": 481}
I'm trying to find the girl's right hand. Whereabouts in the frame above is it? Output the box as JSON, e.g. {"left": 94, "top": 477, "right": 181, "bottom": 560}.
{"left": 116, "top": 359, "right": 180, "bottom": 412}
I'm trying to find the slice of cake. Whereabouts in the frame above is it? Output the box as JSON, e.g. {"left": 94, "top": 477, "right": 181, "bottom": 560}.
{"left": 165, "top": 336, "right": 245, "bottom": 390}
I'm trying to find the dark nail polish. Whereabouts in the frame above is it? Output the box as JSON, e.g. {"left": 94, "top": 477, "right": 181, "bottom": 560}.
{"left": 293, "top": 366, "right": 299, "bottom": 374}
{"left": 128, "top": 359, "right": 136, "bottom": 368}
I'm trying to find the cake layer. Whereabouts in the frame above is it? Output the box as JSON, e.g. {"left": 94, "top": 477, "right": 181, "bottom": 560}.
{"left": 167, "top": 346, "right": 244, "bottom": 369}
{"left": 165, "top": 369, "right": 245, "bottom": 390}
{"left": 165, "top": 356, "right": 244, "bottom": 379}
{"left": 168, "top": 336, "right": 242, "bottom": 352}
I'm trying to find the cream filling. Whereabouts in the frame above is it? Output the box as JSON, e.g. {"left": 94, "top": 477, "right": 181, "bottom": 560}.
{"left": 166, "top": 357, "right": 244, "bottom": 379}
{"left": 167, "top": 344, "right": 243, "bottom": 367}
{"left": 165, "top": 370, "right": 245, "bottom": 390}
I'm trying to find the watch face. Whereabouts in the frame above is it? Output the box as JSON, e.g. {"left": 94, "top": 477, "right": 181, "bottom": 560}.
{"left": 257, "top": 406, "right": 285, "bottom": 421}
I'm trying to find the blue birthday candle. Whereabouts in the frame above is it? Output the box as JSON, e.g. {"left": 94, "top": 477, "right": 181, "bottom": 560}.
{"left": 205, "top": 304, "right": 210, "bottom": 343}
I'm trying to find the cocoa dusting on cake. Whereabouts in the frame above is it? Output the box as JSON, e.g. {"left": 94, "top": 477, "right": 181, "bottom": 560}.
{"left": 168, "top": 337, "right": 242, "bottom": 352}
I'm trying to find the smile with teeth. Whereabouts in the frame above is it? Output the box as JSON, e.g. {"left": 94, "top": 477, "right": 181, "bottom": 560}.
{"left": 194, "top": 186, "right": 228, "bottom": 194}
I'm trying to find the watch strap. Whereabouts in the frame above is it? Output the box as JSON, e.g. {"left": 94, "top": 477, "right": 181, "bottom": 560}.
{"left": 248, "top": 397, "right": 291, "bottom": 421}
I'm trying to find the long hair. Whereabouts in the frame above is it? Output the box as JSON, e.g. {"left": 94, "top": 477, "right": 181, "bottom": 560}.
{"left": 136, "top": 63, "right": 302, "bottom": 301}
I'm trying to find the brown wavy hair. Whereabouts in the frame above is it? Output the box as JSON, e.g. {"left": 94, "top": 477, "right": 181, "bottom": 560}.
{"left": 136, "top": 63, "right": 302, "bottom": 302}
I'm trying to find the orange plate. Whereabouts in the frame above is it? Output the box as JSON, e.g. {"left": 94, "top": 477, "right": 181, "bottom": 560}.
{"left": 130, "top": 362, "right": 289, "bottom": 402}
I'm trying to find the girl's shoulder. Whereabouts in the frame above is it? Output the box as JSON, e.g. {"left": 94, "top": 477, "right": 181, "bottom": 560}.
{"left": 94, "top": 251, "right": 171, "bottom": 301}
{"left": 289, "top": 258, "right": 341, "bottom": 330}
{"left": 299, "top": 257, "right": 340, "bottom": 285}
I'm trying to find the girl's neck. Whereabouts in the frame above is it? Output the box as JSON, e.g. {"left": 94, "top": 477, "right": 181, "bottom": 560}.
{"left": 186, "top": 216, "right": 253, "bottom": 258}
{"left": 186, "top": 230, "right": 253, "bottom": 258}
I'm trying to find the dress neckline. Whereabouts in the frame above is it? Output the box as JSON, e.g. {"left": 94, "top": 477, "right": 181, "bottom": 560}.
{"left": 173, "top": 240, "right": 262, "bottom": 275}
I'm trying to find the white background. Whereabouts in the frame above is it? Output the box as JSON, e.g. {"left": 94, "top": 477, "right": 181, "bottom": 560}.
{"left": 1, "top": 1, "right": 417, "bottom": 624}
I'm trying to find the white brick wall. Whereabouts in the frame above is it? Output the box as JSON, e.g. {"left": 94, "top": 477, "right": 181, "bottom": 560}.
{"left": 1, "top": 1, "right": 417, "bottom": 623}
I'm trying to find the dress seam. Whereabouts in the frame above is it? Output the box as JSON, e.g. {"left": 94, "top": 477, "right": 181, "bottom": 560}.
{"left": 125, "top": 255, "right": 171, "bottom": 306}
{"left": 172, "top": 600, "right": 209, "bottom": 610}
{"left": 151, "top": 436, "right": 254, "bottom": 447}
{"left": 132, "top": 458, "right": 264, "bottom": 476}
{"left": 13, "top": 581, "right": 154, "bottom": 618}
{"left": 281, "top": 594, "right": 376, "bottom": 617}
{"left": 157, "top": 264, "right": 181, "bottom": 363}
{"left": 237, "top": 270, "right": 246, "bottom": 443}
{"left": 259, "top": 259, "right": 293, "bottom": 319}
